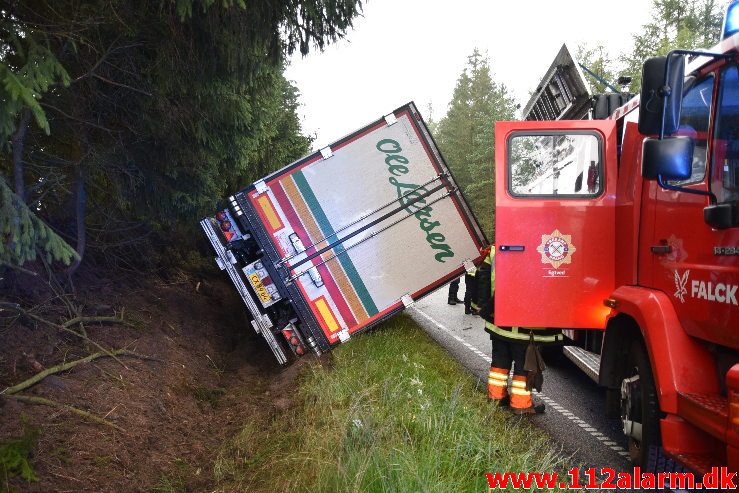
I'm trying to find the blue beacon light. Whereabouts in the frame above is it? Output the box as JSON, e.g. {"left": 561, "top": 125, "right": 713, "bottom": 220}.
{"left": 724, "top": 0, "right": 739, "bottom": 39}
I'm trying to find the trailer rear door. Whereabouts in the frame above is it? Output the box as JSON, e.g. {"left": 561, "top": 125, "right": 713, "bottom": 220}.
{"left": 494, "top": 120, "right": 617, "bottom": 329}
{"left": 237, "top": 103, "right": 486, "bottom": 349}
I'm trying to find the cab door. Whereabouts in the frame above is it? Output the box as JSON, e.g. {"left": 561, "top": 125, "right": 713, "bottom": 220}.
{"left": 494, "top": 120, "right": 617, "bottom": 328}
{"left": 650, "top": 66, "right": 739, "bottom": 348}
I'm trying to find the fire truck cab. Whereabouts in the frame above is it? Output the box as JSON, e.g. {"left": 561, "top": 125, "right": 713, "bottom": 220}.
{"left": 494, "top": 5, "right": 739, "bottom": 474}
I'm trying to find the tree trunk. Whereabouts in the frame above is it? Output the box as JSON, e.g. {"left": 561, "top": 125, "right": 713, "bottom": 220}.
{"left": 66, "top": 169, "right": 87, "bottom": 276}
{"left": 11, "top": 107, "right": 32, "bottom": 202}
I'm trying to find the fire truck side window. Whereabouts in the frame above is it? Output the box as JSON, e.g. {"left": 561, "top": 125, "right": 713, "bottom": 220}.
{"left": 670, "top": 75, "right": 714, "bottom": 185}
{"left": 507, "top": 133, "right": 602, "bottom": 197}
{"left": 711, "top": 65, "right": 739, "bottom": 204}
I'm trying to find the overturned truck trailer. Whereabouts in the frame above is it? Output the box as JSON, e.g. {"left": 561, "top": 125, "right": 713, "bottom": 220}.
{"left": 201, "top": 102, "right": 486, "bottom": 364}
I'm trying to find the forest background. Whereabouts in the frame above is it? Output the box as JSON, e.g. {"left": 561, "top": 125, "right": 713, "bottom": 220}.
{"left": 0, "top": 0, "right": 728, "bottom": 489}
{"left": 0, "top": 0, "right": 726, "bottom": 277}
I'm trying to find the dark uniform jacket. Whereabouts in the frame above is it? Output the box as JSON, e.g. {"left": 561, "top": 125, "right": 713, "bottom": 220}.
{"left": 478, "top": 249, "right": 563, "bottom": 345}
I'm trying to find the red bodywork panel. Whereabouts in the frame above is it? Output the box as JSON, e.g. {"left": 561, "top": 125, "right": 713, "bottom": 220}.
{"left": 494, "top": 120, "right": 617, "bottom": 329}
{"left": 609, "top": 286, "right": 720, "bottom": 413}
{"left": 614, "top": 119, "right": 646, "bottom": 288}
{"left": 495, "top": 37, "right": 739, "bottom": 472}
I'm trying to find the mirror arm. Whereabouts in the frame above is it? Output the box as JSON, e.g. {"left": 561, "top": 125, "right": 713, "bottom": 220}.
{"left": 657, "top": 175, "right": 718, "bottom": 204}
{"left": 658, "top": 57, "right": 672, "bottom": 139}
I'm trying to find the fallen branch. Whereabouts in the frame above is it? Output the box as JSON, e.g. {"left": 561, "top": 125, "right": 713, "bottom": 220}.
{"left": 0, "top": 303, "right": 128, "bottom": 330}
{"left": 61, "top": 315, "right": 124, "bottom": 329}
{"left": 0, "top": 302, "right": 134, "bottom": 368}
{"left": 0, "top": 302, "right": 62, "bottom": 330}
{"left": 60, "top": 326, "right": 130, "bottom": 370}
{"left": 7, "top": 394, "right": 124, "bottom": 432}
{"left": 1, "top": 349, "right": 160, "bottom": 396}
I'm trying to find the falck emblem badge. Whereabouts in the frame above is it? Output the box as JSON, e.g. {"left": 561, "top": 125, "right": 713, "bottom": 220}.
{"left": 673, "top": 269, "right": 690, "bottom": 303}
{"left": 537, "top": 229, "right": 577, "bottom": 269}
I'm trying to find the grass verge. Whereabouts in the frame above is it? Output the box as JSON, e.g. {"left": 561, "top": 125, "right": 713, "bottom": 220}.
{"left": 215, "top": 314, "right": 571, "bottom": 492}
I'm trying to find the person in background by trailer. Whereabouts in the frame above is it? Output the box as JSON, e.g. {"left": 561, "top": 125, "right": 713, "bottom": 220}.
{"left": 478, "top": 247, "right": 563, "bottom": 414}
{"left": 448, "top": 272, "right": 478, "bottom": 314}
{"left": 463, "top": 267, "right": 478, "bottom": 314}
{"left": 447, "top": 278, "right": 463, "bottom": 305}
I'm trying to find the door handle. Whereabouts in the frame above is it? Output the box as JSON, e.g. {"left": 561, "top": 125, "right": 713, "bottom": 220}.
{"left": 650, "top": 244, "right": 672, "bottom": 254}
{"left": 499, "top": 245, "right": 525, "bottom": 252}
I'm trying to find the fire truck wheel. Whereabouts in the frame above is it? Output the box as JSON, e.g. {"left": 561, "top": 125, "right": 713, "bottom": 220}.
{"left": 620, "top": 339, "right": 661, "bottom": 467}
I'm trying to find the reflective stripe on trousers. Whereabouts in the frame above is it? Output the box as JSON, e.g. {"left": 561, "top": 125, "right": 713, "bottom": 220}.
{"left": 485, "top": 321, "right": 563, "bottom": 343}
{"left": 509, "top": 375, "right": 532, "bottom": 409}
{"left": 488, "top": 367, "right": 508, "bottom": 400}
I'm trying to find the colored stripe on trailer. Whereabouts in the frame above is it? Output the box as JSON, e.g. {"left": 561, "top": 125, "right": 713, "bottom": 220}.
{"left": 270, "top": 182, "right": 360, "bottom": 328}
{"left": 256, "top": 195, "right": 284, "bottom": 232}
{"left": 290, "top": 171, "right": 379, "bottom": 317}
{"left": 314, "top": 296, "right": 340, "bottom": 333}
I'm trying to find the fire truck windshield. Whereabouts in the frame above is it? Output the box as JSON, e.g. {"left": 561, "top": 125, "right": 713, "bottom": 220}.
{"left": 671, "top": 75, "right": 714, "bottom": 186}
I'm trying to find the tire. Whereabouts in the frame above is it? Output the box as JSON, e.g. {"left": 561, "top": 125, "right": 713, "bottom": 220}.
{"left": 621, "top": 339, "right": 662, "bottom": 467}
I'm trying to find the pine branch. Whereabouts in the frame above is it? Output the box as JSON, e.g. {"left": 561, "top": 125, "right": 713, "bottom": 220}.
{"left": 1, "top": 349, "right": 159, "bottom": 396}
{"left": 6, "top": 394, "right": 125, "bottom": 432}
{"left": 92, "top": 73, "right": 152, "bottom": 96}
{"left": 61, "top": 315, "right": 123, "bottom": 328}
{"left": 0, "top": 302, "right": 138, "bottom": 369}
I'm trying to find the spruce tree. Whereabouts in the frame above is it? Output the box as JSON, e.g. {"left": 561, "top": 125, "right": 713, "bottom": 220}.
{"left": 0, "top": 0, "right": 361, "bottom": 272}
{"left": 435, "top": 49, "right": 517, "bottom": 241}
{"left": 620, "top": 0, "right": 724, "bottom": 91}
{"left": 0, "top": 178, "right": 77, "bottom": 267}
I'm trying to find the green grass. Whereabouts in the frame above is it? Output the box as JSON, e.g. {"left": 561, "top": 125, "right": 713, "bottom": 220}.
{"left": 152, "top": 458, "right": 189, "bottom": 493}
{"left": 215, "top": 315, "right": 570, "bottom": 492}
{"left": 0, "top": 418, "right": 40, "bottom": 492}
{"left": 192, "top": 385, "right": 226, "bottom": 408}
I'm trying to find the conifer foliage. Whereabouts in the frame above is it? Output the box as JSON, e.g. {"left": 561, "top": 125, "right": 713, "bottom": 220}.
{"left": 621, "top": 0, "right": 723, "bottom": 91}
{"left": 0, "top": 0, "right": 363, "bottom": 273}
{"left": 577, "top": 0, "right": 724, "bottom": 93}
{"left": 435, "top": 49, "right": 517, "bottom": 241}
{"left": 0, "top": 179, "right": 77, "bottom": 267}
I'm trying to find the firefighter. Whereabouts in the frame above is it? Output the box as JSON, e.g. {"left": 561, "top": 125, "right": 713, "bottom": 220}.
{"left": 478, "top": 247, "right": 563, "bottom": 415}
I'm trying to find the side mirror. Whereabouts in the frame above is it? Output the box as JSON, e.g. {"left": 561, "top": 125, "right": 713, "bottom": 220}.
{"left": 642, "top": 136, "right": 693, "bottom": 180}
{"left": 638, "top": 55, "right": 685, "bottom": 136}
{"left": 704, "top": 202, "right": 739, "bottom": 229}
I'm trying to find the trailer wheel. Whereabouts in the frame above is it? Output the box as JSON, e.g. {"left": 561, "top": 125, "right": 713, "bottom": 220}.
{"left": 620, "top": 339, "right": 661, "bottom": 467}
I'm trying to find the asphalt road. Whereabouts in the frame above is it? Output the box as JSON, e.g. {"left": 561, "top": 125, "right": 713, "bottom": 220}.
{"left": 408, "top": 287, "right": 633, "bottom": 473}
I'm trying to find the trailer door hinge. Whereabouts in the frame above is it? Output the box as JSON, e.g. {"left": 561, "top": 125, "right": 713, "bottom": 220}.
{"left": 384, "top": 113, "right": 398, "bottom": 126}
{"left": 463, "top": 259, "right": 475, "bottom": 274}
{"left": 337, "top": 329, "right": 350, "bottom": 343}
{"left": 254, "top": 180, "right": 268, "bottom": 194}
{"left": 320, "top": 146, "right": 333, "bottom": 160}
{"left": 401, "top": 293, "right": 414, "bottom": 308}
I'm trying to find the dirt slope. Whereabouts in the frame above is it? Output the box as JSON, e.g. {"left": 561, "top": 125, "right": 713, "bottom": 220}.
{"left": 0, "top": 274, "right": 295, "bottom": 492}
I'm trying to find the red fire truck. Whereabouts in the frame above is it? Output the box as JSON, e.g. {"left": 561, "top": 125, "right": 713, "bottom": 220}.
{"left": 493, "top": 4, "right": 739, "bottom": 474}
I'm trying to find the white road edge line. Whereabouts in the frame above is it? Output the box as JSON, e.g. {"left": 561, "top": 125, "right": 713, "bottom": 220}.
{"left": 411, "top": 307, "right": 627, "bottom": 458}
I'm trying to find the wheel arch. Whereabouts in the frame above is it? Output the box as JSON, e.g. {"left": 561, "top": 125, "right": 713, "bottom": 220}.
{"left": 599, "top": 286, "right": 718, "bottom": 414}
